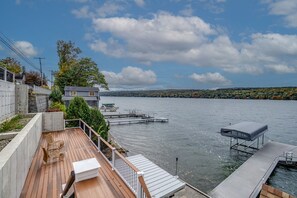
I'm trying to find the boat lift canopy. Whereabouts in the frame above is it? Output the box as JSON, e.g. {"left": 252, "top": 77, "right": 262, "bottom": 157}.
{"left": 221, "top": 122, "right": 268, "bottom": 154}
{"left": 221, "top": 122, "right": 268, "bottom": 141}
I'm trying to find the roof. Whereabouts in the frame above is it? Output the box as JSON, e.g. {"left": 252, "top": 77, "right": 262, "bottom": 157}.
{"left": 126, "top": 154, "right": 185, "bottom": 198}
{"left": 220, "top": 122, "right": 268, "bottom": 141}
{"left": 64, "top": 86, "right": 99, "bottom": 92}
{"left": 63, "top": 96, "right": 98, "bottom": 101}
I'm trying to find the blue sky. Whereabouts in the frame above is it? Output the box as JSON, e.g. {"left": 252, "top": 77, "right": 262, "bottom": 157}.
{"left": 1, "top": 0, "right": 297, "bottom": 90}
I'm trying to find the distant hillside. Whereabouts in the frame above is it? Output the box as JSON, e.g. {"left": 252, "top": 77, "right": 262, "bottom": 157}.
{"left": 101, "top": 87, "right": 297, "bottom": 100}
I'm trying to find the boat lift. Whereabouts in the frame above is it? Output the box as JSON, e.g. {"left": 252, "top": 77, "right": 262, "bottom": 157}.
{"left": 220, "top": 122, "right": 268, "bottom": 154}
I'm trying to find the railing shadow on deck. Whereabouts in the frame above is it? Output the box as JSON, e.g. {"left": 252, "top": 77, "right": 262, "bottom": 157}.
{"left": 64, "top": 119, "right": 151, "bottom": 198}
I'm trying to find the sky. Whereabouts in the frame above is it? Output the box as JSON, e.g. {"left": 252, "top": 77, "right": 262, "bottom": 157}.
{"left": 1, "top": 0, "right": 297, "bottom": 90}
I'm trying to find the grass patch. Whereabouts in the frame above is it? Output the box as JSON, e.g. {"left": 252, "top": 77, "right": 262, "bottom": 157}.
{"left": 0, "top": 115, "right": 25, "bottom": 133}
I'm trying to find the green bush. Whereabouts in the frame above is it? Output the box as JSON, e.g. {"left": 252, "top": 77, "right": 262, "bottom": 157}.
{"left": 49, "top": 102, "right": 66, "bottom": 113}
{"left": 49, "top": 86, "right": 63, "bottom": 103}
{"left": 66, "top": 97, "right": 109, "bottom": 140}
{"left": 89, "top": 108, "right": 109, "bottom": 140}
{"left": 66, "top": 97, "right": 90, "bottom": 121}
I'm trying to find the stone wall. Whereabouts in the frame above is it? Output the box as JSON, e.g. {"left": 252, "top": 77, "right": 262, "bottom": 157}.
{"left": 0, "top": 113, "right": 42, "bottom": 198}
{"left": 0, "top": 80, "right": 15, "bottom": 122}
{"left": 29, "top": 91, "right": 49, "bottom": 113}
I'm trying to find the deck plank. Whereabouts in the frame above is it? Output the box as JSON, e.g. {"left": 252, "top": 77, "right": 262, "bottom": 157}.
{"left": 20, "top": 128, "right": 135, "bottom": 198}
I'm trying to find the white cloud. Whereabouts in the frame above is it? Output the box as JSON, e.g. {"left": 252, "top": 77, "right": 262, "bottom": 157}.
{"left": 190, "top": 72, "right": 231, "bottom": 85}
{"left": 89, "top": 13, "right": 297, "bottom": 75}
{"left": 266, "top": 64, "right": 296, "bottom": 74}
{"left": 96, "top": 2, "right": 124, "bottom": 17}
{"left": 72, "top": 6, "right": 94, "bottom": 18}
{"left": 102, "top": 66, "right": 157, "bottom": 88}
{"left": 179, "top": 4, "right": 193, "bottom": 16}
{"left": 134, "top": 0, "right": 145, "bottom": 7}
{"left": 14, "top": 41, "right": 37, "bottom": 57}
{"left": 264, "top": 0, "right": 297, "bottom": 27}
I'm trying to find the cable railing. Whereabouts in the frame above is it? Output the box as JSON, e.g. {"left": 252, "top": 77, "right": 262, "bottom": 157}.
{"left": 64, "top": 119, "right": 151, "bottom": 198}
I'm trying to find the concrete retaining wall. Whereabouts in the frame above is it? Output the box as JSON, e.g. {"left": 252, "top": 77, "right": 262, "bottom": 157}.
{"left": 15, "top": 84, "right": 29, "bottom": 114}
{"left": 0, "top": 113, "right": 42, "bottom": 198}
{"left": 0, "top": 80, "right": 15, "bottom": 122}
{"left": 42, "top": 112, "right": 64, "bottom": 132}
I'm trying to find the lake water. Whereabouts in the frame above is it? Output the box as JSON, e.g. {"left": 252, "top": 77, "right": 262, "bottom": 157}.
{"left": 101, "top": 97, "right": 297, "bottom": 195}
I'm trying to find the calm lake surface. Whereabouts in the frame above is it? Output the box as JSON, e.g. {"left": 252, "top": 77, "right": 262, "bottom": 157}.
{"left": 101, "top": 97, "right": 297, "bottom": 194}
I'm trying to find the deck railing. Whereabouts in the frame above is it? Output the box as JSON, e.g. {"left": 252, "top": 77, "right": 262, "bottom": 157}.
{"left": 0, "top": 66, "right": 14, "bottom": 82}
{"left": 64, "top": 119, "right": 151, "bottom": 198}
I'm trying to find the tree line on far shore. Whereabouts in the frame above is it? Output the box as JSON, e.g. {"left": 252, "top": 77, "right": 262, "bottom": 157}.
{"left": 101, "top": 87, "right": 297, "bottom": 100}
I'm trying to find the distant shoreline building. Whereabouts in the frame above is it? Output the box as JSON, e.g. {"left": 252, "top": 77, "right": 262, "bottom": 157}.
{"left": 63, "top": 86, "right": 100, "bottom": 108}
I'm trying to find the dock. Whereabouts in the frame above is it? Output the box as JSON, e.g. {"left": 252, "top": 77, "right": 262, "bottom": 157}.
{"left": 108, "top": 117, "right": 169, "bottom": 125}
{"left": 210, "top": 141, "right": 297, "bottom": 198}
{"left": 103, "top": 111, "right": 169, "bottom": 125}
{"left": 103, "top": 113, "right": 146, "bottom": 119}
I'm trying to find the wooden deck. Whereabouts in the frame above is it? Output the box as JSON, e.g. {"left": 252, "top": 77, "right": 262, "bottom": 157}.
{"left": 20, "top": 128, "right": 135, "bottom": 198}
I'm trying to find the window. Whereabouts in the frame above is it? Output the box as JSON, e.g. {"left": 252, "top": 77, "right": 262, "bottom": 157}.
{"left": 70, "top": 91, "right": 77, "bottom": 96}
{"left": 89, "top": 91, "right": 95, "bottom": 96}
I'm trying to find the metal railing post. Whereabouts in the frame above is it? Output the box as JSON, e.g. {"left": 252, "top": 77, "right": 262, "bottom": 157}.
{"left": 137, "top": 171, "right": 144, "bottom": 198}
{"left": 89, "top": 127, "right": 91, "bottom": 139}
{"left": 78, "top": 119, "right": 81, "bottom": 129}
{"left": 83, "top": 122, "right": 85, "bottom": 132}
{"left": 97, "top": 135, "right": 101, "bottom": 152}
{"left": 112, "top": 147, "right": 116, "bottom": 170}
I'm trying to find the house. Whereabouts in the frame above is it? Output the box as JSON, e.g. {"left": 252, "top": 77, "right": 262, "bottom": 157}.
{"left": 63, "top": 86, "right": 100, "bottom": 108}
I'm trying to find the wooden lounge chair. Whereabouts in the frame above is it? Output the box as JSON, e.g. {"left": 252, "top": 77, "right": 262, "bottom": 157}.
{"left": 45, "top": 133, "right": 64, "bottom": 150}
{"left": 42, "top": 147, "right": 64, "bottom": 164}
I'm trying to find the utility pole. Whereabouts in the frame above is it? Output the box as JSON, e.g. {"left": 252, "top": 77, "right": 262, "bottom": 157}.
{"left": 34, "top": 57, "right": 45, "bottom": 86}
{"left": 50, "top": 70, "right": 54, "bottom": 88}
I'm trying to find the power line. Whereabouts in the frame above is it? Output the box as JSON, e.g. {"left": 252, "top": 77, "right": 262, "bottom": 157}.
{"left": 0, "top": 32, "right": 40, "bottom": 71}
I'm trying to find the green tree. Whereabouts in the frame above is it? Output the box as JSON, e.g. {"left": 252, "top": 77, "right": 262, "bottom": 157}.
{"left": 66, "top": 97, "right": 109, "bottom": 140}
{"left": 66, "top": 97, "right": 90, "bottom": 121}
{"left": 55, "top": 40, "right": 108, "bottom": 93}
{"left": 89, "top": 108, "right": 109, "bottom": 140}
{"left": 0, "top": 57, "right": 22, "bottom": 74}
{"left": 57, "top": 40, "right": 81, "bottom": 71}
{"left": 49, "top": 86, "right": 63, "bottom": 103}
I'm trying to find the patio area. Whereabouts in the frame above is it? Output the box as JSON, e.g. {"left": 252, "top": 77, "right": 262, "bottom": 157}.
{"left": 20, "top": 128, "right": 135, "bottom": 198}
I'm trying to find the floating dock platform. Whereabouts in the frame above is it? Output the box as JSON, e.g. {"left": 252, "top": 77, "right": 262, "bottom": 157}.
{"left": 210, "top": 141, "right": 297, "bottom": 198}
{"left": 103, "top": 113, "right": 146, "bottom": 119}
{"left": 103, "top": 112, "right": 169, "bottom": 125}
{"left": 108, "top": 117, "right": 169, "bottom": 125}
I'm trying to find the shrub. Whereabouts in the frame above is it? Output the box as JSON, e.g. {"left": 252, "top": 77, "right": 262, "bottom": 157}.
{"left": 89, "top": 108, "right": 109, "bottom": 140}
{"left": 49, "top": 86, "right": 63, "bottom": 103}
{"left": 66, "top": 96, "right": 90, "bottom": 122}
{"left": 48, "top": 102, "right": 66, "bottom": 113}
{"left": 66, "top": 97, "right": 109, "bottom": 140}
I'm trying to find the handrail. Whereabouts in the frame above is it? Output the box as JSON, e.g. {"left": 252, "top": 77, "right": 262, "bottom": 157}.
{"left": 138, "top": 175, "right": 151, "bottom": 198}
{"left": 114, "top": 149, "right": 139, "bottom": 172}
{"left": 65, "top": 118, "right": 152, "bottom": 198}
{"left": 61, "top": 171, "right": 75, "bottom": 197}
